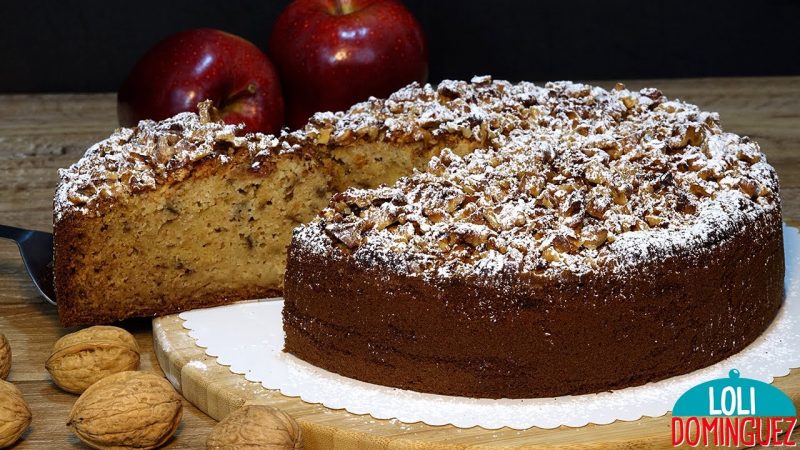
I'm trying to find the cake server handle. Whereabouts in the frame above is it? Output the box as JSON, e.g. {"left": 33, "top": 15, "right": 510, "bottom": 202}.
{"left": 0, "top": 224, "right": 57, "bottom": 305}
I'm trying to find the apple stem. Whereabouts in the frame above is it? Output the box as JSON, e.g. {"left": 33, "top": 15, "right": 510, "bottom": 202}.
{"left": 220, "top": 83, "right": 258, "bottom": 110}
{"left": 334, "top": 0, "right": 345, "bottom": 15}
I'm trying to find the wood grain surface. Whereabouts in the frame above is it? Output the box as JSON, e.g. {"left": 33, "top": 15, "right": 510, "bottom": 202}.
{"left": 1, "top": 77, "right": 799, "bottom": 448}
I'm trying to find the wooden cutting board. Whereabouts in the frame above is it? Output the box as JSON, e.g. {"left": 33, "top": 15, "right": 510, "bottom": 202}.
{"left": 152, "top": 313, "right": 800, "bottom": 449}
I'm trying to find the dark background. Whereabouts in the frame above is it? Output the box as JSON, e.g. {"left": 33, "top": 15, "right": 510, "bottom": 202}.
{"left": 1, "top": 0, "right": 798, "bottom": 93}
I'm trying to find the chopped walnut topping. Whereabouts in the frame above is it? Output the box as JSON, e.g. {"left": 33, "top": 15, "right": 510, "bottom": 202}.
{"left": 57, "top": 77, "right": 780, "bottom": 279}
{"left": 298, "top": 80, "right": 779, "bottom": 278}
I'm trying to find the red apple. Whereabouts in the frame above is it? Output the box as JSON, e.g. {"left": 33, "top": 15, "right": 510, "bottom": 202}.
{"left": 118, "top": 28, "right": 284, "bottom": 134}
{"left": 269, "top": 0, "right": 428, "bottom": 128}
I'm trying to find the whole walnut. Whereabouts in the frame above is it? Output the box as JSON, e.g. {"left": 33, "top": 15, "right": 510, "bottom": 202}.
{"left": 0, "top": 379, "right": 32, "bottom": 448}
{"left": 46, "top": 325, "right": 140, "bottom": 394}
{"left": 0, "top": 333, "right": 10, "bottom": 380}
{"left": 68, "top": 371, "right": 183, "bottom": 449}
{"left": 207, "top": 404, "right": 303, "bottom": 450}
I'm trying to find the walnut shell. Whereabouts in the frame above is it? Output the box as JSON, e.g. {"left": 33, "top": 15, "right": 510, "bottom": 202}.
{"left": 46, "top": 325, "right": 140, "bottom": 394}
{"left": 0, "top": 379, "right": 32, "bottom": 448}
{"left": 0, "top": 333, "right": 10, "bottom": 380}
{"left": 206, "top": 404, "right": 303, "bottom": 450}
{"left": 68, "top": 371, "right": 183, "bottom": 450}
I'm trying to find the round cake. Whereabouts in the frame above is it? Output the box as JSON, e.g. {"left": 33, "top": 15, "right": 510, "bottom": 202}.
{"left": 53, "top": 74, "right": 784, "bottom": 398}
{"left": 283, "top": 80, "right": 784, "bottom": 399}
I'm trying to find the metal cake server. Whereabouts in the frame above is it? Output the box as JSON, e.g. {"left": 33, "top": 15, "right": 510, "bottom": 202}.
{"left": 0, "top": 224, "right": 57, "bottom": 305}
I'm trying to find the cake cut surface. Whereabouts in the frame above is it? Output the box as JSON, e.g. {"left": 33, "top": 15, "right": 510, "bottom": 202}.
{"left": 54, "top": 77, "right": 530, "bottom": 325}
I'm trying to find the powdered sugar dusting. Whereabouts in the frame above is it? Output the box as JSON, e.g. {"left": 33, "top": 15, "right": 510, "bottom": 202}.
{"left": 56, "top": 78, "right": 541, "bottom": 222}
{"left": 55, "top": 104, "right": 248, "bottom": 221}
{"left": 256, "top": 76, "right": 540, "bottom": 158}
{"left": 297, "top": 80, "right": 781, "bottom": 279}
{"left": 55, "top": 77, "right": 781, "bottom": 280}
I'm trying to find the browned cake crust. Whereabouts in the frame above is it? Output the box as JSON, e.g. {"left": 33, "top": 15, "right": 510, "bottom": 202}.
{"left": 283, "top": 80, "right": 784, "bottom": 398}
{"left": 285, "top": 210, "right": 783, "bottom": 398}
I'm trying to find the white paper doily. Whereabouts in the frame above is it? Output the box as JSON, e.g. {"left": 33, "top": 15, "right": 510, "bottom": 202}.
{"left": 180, "top": 224, "right": 800, "bottom": 430}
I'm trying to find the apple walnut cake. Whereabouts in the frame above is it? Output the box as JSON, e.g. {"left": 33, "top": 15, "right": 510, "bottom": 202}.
{"left": 55, "top": 77, "right": 783, "bottom": 398}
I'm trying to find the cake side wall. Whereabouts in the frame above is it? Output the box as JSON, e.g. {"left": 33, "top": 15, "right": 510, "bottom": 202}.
{"left": 327, "top": 137, "right": 482, "bottom": 192}
{"left": 282, "top": 208, "right": 784, "bottom": 398}
{"left": 54, "top": 153, "right": 331, "bottom": 326}
{"left": 54, "top": 135, "right": 476, "bottom": 325}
